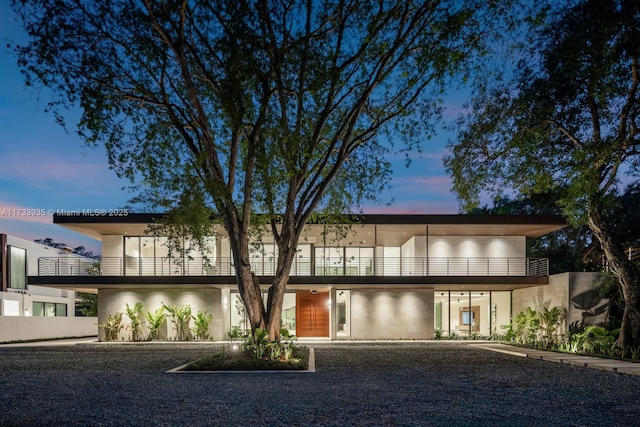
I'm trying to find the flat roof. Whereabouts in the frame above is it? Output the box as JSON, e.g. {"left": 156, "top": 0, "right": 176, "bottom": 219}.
{"left": 52, "top": 212, "right": 566, "bottom": 242}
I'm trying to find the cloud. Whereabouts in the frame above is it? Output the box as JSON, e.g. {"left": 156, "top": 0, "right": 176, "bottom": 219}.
{"left": 2, "top": 151, "right": 118, "bottom": 190}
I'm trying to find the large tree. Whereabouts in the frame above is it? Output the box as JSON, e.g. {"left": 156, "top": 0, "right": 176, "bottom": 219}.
{"left": 13, "top": 0, "right": 508, "bottom": 341}
{"left": 445, "top": 0, "right": 640, "bottom": 347}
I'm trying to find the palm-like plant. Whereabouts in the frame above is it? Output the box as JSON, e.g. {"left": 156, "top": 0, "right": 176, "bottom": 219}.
{"left": 145, "top": 306, "right": 167, "bottom": 340}
{"left": 192, "top": 310, "right": 213, "bottom": 341}
{"left": 125, "top": 302, "right": 145, "bottom": 341}
{"left": 98, "top": 312, "right": 124, "bottom": 341}
{"left": 163, "top": 303, "right": 192, "bottom": 341}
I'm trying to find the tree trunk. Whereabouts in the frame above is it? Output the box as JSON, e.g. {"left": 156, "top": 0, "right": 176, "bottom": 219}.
{"left": 588, "top": 207, "right": 640, "bottom": 348}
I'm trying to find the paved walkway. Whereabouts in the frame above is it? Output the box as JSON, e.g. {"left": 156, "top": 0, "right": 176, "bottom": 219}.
{"left": 471, "top": 342, "right": 640, "bottom": 376}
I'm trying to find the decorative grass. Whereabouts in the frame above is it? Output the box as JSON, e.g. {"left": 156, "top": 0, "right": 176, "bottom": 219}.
{"left": 182, "top": 346, "right": 309, "bottom": 371}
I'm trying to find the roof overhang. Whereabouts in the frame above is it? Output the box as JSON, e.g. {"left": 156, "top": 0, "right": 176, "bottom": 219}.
{"left": 52, "top": 213, "right": 566, "bottom": 242}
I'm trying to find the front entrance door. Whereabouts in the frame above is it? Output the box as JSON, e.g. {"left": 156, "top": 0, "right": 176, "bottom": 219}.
{"left": 295, "top": 291, "right": 330, "bottom": 337}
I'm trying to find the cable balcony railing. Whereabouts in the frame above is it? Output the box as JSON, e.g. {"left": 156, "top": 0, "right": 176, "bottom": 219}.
{"left": 37, "top": 257, "right": 549, "bottom": 278}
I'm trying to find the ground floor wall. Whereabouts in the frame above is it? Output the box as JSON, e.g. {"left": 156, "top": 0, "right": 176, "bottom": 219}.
{"left": 93, "top": 272, "right": 605, "bottom": 342}
{"left": 97, "top": 288, "right": 223, "bottom": 342}
{"left": 0, "top": 316, "right": 96, "bottom": 343}
{"left": 348, "top": 289, "right": 434, "bottom": 340}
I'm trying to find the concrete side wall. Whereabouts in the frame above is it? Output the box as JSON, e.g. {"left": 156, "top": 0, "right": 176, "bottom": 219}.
{"left": 567, "top": 272, "right": 609, "bottom": 328}
{"left": 0, "top": 316, "right": 96, "bottom": 343}
{"left": 512, "top": 273, "right": 570, "bottom": 316}
{"left": 350, "top": 289, "right": 434, "bottom": 339}
{"left": 512, "top": 272, "right": 607, "bottom": 332}
{"left": 98, "top": 288, "right": 223, "bottom": 341}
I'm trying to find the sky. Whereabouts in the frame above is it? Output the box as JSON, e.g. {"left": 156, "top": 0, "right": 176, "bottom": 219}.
{"left": 0, "top": 3, "right": 463, "bottom": 255}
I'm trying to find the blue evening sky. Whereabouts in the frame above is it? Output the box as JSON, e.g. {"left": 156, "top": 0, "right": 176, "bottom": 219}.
{"left": 0, "top": 3, "right": 463, "bottom": 254}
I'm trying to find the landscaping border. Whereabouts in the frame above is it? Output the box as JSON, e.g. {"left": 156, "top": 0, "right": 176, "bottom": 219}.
{"left": 165, "top": 347, "right": 315, "bottom": 374}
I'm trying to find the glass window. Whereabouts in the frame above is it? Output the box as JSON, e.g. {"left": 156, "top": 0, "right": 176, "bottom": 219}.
{"left": 382, "top": 247, "right": 401, "bottom": 275}
{"left": 33, "top": 302, "right": 44, "bottom": 316}
{"left": 292, "top": 244, "right": 311, "bottom": 275}
{"left": 124, "top": 236, "right": 140, "bottom": 276}
{"left": 281, "top": 293, "right": 296, "bottom": 335}
{"left": 45, "top": 303, "right": 56, "bottom": 317}
{"left": 315, "top": 247, "right": 344, "bottom": 275}
{"left": 8, "top": 246, "right": 27, "bottom": 289}
{"left": 491, "top": 291, "right": 512, "bottom": 336}
{"left": 32, "top": 302, "right": 67, "bottom": 317}
{"left": 56, "top": 303, "right": 68, "bottom": 317}
{"left": 336, "top": 290, "right": 350, "bottom": 337}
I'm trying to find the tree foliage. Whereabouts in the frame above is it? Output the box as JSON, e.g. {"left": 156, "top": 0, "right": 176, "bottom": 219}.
{"left": 445, "top": 0, "right": 640, "bottom": 346}
{"left": 14, "top": 0, "right": 512, "bottom": 340}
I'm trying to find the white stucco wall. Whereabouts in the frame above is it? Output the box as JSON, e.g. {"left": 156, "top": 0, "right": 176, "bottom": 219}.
{"left": 0, "top": 316, "right": 96, "bottom": 343}
{"left": 98, "top": 288, "right": 223, "bottom": 341}
{"left": 349, "top": 289, "right": 434, "bottom": 339}
{"left": 427, "top": 236, "right": 526, "bottom": 275}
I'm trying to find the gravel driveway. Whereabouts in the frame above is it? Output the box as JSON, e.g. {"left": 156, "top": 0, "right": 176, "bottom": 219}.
{"left": 0, "top": 341, "right": 638, "bottom": 426}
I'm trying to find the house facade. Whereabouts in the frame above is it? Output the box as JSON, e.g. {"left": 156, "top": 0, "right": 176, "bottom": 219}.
{"left": 0, "top": 233, "right": 96, "bottom": 342}
{"left": 29, "top": 213, "right": 570, "bottom": 341}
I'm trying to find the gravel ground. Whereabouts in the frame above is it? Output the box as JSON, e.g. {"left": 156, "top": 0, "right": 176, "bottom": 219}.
{"left": 0, "top": 341, "right": 639, "bottom": 426}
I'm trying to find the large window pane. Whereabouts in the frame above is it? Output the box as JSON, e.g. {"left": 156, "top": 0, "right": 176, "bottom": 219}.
{"left": 434, "top": 292, "right": 450, "bottom": 335}
{"left": 140, "top": 237, "right": 155, "bottom": 275}
{"left": 32, "top": 301, "right": 44, "bottom": 317}
{"left": 491, "top": 291, "right": 512, "bottom": 336}
{"left": 471, "top": 292, "right": 490, "bottom": 336}
{"left": 336, "top": 290, "right": 350, "bottom": 337}
{"left": 124, "top": 237, "right": 140, "bottom": 276}
{"left": 56, "top": 303, "right": 68, "bottom": 317}
{"left": 8, "top": 246, "right": 26, "bottom": 289}
{"left": 45, "top": 302, "right": 56, "bottom": 317}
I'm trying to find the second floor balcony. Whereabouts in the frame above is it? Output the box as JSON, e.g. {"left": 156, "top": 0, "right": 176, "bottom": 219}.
{"left": 36, "top": 256, "right": 550, "bottom": 278}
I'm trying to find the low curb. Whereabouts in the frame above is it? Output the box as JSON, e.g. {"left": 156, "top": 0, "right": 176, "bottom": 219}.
{"left": 471, "top": 343, "right": 640, "bottom": 376}
{"left": 166, "top": 347, "right": 316, "bottom": 374}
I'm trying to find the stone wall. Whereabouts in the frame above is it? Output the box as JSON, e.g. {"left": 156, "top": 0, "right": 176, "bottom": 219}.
{"left": 349, "top": 289, "right": 434, "bottom": 339}
{"left": 98, "top": 288, "right": 223, "bottom": 341}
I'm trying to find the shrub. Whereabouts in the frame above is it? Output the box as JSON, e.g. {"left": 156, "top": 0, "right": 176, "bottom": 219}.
{"left": 145, "top": 306, "right": 167, "bottom": 340}
{"left": 125, "top": 302, "right": 145, "bottom": 342}
{"left": 163, "top": 303, "right": 192, "bottom": 341}
{"left": 98, "top": 312, "right": 124, "bottom": 341}
{"left": 192, "top": 310, "right": 213, "bottom": 341}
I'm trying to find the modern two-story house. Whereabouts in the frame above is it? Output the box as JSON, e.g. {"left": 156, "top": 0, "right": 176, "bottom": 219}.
{"left": 28, "top": 212, "right": 588, "bottom": 341}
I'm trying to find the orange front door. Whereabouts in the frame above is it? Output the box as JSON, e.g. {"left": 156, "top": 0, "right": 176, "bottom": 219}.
{"left": 296, "top": 291, "right": 330, "bottom": 337}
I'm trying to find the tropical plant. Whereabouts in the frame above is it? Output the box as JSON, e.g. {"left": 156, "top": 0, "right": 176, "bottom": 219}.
{"left": 125, "top": 302, "right": 145, "bottom": 342}
{"left": 76, "top": 292, "right": 98, "bottom": 317}
{"left": 192, "top": 310, "right": 213, "bottom": 341}
{"left": 98, "top": 312, "right": 124, "bottom": 342}
{"left": 145, "top": 306, "right": 167, "bottom": 341}
{"left": 539, "top": 306, "right": 565, "bottom": 349}
{"left": 163, "top": 303, "right": 192, "bottom": 341}
{"left": 240, "top": 328, "right": 299, "bottom": 362}
{"left": 226, "top": 326, "right": 245, "bottom": 342}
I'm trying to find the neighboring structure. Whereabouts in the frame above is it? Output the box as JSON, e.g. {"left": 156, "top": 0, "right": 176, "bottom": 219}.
{"left": 28, "top": 213, "right": 598, "bottom": 341}
{"left": 0, "top": 234, "right": 96, "bottom": 342}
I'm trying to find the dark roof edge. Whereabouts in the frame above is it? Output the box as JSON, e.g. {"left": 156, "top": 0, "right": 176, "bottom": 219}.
{"left": 53, "top": 212, "right": 565, "bottom": 226}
